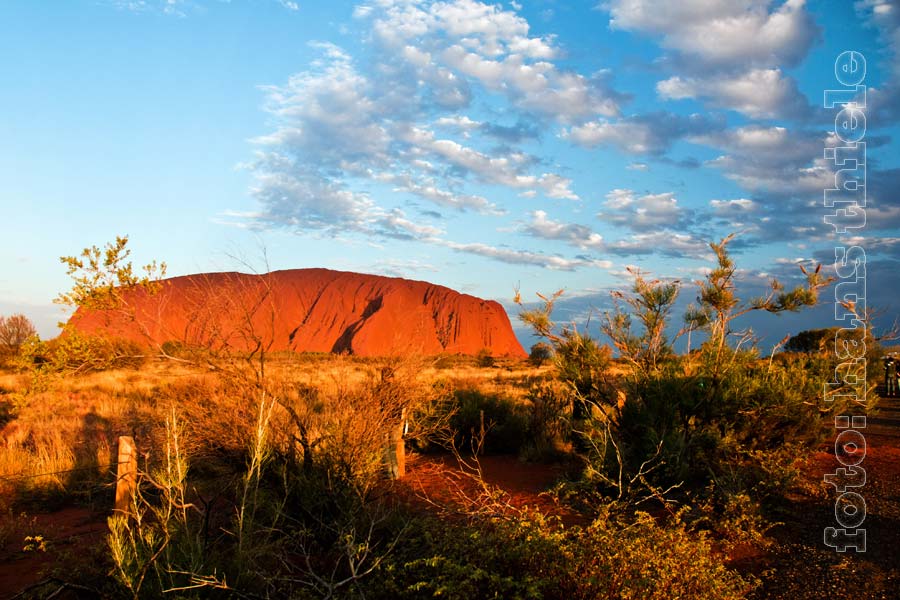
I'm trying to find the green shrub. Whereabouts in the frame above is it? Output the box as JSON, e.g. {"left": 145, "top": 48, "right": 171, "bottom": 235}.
{"left": 368, "top": 508, "right": 754, "bottom": 600}
{"left": 529, "top": 342, "right": 552, "bottom": 366}
{"left": 520, "top": 380, "right": 570, "bottom": 461}
{"left": 450, "top": 388, "right": 529, "bottom": 454}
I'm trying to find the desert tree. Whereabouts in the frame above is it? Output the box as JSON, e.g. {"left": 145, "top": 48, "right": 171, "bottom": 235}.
{"left": 600, "top": 267, "right": 681, "bottom": 376}
{"left": 56, "top": 235, "right": 166, "bottom": 312}
{"left": 0, "top": 313, "right": 37, "bottom": 354}
{"left": 684, "top": 234, "right": 833, "bottom": 390}
{"left": 47, "top": 236, "right": 170, "bottom": 371}
{"left": 516, "top": 289, "right": 612, "bottom": 409}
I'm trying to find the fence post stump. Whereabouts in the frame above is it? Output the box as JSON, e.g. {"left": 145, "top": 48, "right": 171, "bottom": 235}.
{"left": 479, "top": 410, "right": 485, "bottom": 456}
{"left": 384, "top": 409, "right": 406, "bottom": 480}
{"left": 395, "top": 408, "right": 406, "bottom": 478}
{"left": 115, "top": 436, "right": 138, "bottom": 515}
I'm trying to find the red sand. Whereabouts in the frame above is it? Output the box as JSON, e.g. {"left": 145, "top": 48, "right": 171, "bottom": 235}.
{"left": 68, "top": 269, "right": 526, "bottom": 358}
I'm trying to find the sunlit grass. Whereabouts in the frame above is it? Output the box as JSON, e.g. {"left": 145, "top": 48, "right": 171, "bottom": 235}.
{"left": 0, "top": 353, "right": 542, "bottom": 500}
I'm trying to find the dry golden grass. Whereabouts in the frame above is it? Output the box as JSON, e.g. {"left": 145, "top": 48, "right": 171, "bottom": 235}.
{"left": 0, "top": 353, "right": 546, "bottom": 501}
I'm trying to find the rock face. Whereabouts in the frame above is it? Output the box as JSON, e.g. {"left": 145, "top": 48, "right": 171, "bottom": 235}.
{"left": 68, "top": 269, "right": 526, "bottom": 358}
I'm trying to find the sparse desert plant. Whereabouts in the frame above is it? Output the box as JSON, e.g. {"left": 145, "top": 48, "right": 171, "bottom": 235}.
{"left": 521, "top": 379, "right": 570, "bottom": 461}
{"left": 449, "top": 387, "right": 529, "bottom": 455}
{"left": 519, "top": 233, "right": 835, "bottom": 507}
{"left": 601, "top": 267, "right": 681, "bottom": 375}
{"left": 56, "top": 235, "right": 166, "bottom": 312}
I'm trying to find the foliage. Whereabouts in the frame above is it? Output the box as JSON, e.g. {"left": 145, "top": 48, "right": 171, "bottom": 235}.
{"left": 55, "top": 235, "right": 166, "bottom": 311}
{"left": 520, "top": 380, "right": 570, "bottom": 461}
{"left": 0, "top": 314, "right": 37, "bottom": 355}
{"left": 785, "top": 327, "right": 842, "bottom": 353}
{"left": 517, "top": 233, "right": 836, "bottom": 507}
{"left": 368, "top": 508, "right": 754, "bottom": 600}
{"left": 107, "top": 412, "right": 209, "bottom": 598}
{"left": 15, "top": 330, "right": 146, "bottom": 374}
{"left": 449, "top": 387, "right": 529, "bottom": 454}
{"left": 611, "top": 353, "right": 842, "bottom": 498}
{"left": 601, "top": 268, "right": 680, "bottom": 375}
{"left": 475, "top": 347, "right": 495, "bottom": 368}
{"left": 528, "top": 342, "right": 552, "bottom": 366}
{"left": 684, "top": 234, "right": 832, "bottom": 369}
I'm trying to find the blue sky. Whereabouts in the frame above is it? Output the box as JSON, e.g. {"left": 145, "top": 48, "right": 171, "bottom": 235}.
{"left": 2, "top": 0, "right": 898, "bottom": 349}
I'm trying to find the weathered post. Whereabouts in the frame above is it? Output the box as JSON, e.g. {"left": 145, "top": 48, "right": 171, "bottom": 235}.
{"left": 115, "top": 436, "right": 138, "bottom": 515}
{"left": 479, "top": 409, "right": 485, "bottom": 455}
{"left": 396, "top": 407, "right": 406, "bottom": 478}
{"left": 384, "top": 408, "right": 407, "bottom": 479}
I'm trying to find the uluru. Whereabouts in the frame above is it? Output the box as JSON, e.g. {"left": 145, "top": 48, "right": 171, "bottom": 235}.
{"left": 67, "top": 269, "right": 526, "bottom": 358}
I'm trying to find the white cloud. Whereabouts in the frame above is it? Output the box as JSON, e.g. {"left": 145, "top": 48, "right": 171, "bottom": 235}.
{"left": 598, "top": 189, "right": 691, "bottom": 232}
{"left": 373, "top": 171, "right": 505, "bottom": 214}
{"left": 709, "top": 198, "right": 759, "bottom": 215}
{"left": 375, "top": 208, "right": 445, "bottom": 239}
{"left": 406, "top": 126, "right": 578, "bottom": 198}
{"left": 250, "top": 161, "right": 377, "bottom": 234}
{"left": 605, "top": 0, "right": 818, "bottom": 120}
{"left": 606, "top": 0, "right": 818, "bottom": 68}
{"left": 365, "top": 0, "right": 624, "bottom": 122}
{"left": 605, "top": 231, "right": 710, "bottom": 259}
{"left": 433, "top": 238, "right": 612, "bottom": 270}
{"left": 562, "top": 112, "right": 723, "bottom": 155}
{"left": 523, "top": 210, "right": 605, "bottom": 249}
{"left": 694, "top": 126, "right": 833, "bottom": 194}
{"left": 657, "top": 68, "right": 810, "bottom": 119}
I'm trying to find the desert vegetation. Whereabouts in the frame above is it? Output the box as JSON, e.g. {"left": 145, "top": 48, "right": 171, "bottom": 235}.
{"left": 0, "top": 235, "right": 888, "bottom": 598}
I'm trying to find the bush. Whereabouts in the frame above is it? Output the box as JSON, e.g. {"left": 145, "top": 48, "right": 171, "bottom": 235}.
{"left": 521, "top": 380, "right": 570, "bottom": 461}
{"left": 368, "top": 508, "right": 754, "bottom": 600}
{"left": 16, "top": 331, "right": 146, "bottom": 374}
{"left": 449, "top": 388, "right": 528, "bottom": 454}
{"left": 0, "top": 313, "right": 37, "bottom": 356}
{"left": 475, "top": 348, "right": 495, "bottom": 368}
{"left": 529, "top": 342, "right": 552, "bottom": 366}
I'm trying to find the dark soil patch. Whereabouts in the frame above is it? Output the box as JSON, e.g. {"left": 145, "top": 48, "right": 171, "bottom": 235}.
{"left": 0, "top": 506, "right": 108, "bottom": 598}
{"left": 746, "top": 396, "right": 900, "bottom": 599}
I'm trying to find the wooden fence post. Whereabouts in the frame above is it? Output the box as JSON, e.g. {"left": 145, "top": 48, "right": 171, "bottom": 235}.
{"left": 115, "top": 436, "right": 138, "bottom": 515}
{"left": 384, "top": 409, "right": 406, "bottom": 480}
{"left": 395, "top": 408, "right": 406, "bottom": 478}
{"left": 479, "top": 410, "right": 485, "bottom": 456}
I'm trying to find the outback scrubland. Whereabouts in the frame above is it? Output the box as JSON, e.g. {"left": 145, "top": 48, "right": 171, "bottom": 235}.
{"left": 0, "top": 236, "right": 892, "bottom": 599}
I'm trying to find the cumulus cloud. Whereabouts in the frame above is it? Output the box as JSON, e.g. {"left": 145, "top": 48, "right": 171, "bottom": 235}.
{"left": 604, "top": 0, "right": 819, "bottom": 119}
{"left": 855, "top": 0, "right": 900, "bottom": 123}
{"left": 606, "top": 0, "right": 819, "bottom": 69}
{"left": 363, "top": 0, "right": 626, "bottom": 122}
{"left": 657, "top": 68, "right": 812, "bottom": 120}
{"left": 709, "top": 198, "right": 760, "bottom": 217}
{"left": 605, "top": 231, "right": 710, "bottom": 259}
{"left": 562, "top": 112, "right": 724, "bottom": 155}
{"left": 249, "top": 30, "right": 584, "bottom": 242}
{"left": 598, "top": 189, "right": 694, "bottom": 232}
{"left": 522, "top": 210, "right": 605, "bottom": 249}
{"left": 692, "top": 125, "right": 831, "bottom": 194}
{"left": 247, "top": 2, "right": 651, "bottom": 271}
